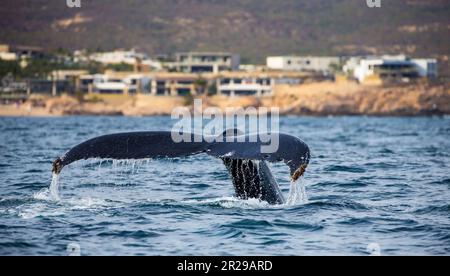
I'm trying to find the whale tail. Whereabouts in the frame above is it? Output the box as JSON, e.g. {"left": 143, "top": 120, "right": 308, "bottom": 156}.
{"left": 52, "top": 131, "right": 310, "bottom": 204}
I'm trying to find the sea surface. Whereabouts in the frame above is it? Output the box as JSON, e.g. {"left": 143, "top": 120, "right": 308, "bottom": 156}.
{"left": 0, "top": 116, "right": 449, "bottom": 256}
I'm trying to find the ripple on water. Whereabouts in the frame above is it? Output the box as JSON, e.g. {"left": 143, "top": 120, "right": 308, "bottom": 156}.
{"left": 220, "top": 219, "right": 274, "bottom": 230}
{"left": 429, "top": 178, "right": 450, "bottom": 186}
{"left": 97, "top": 230, "right": 161, "bottom": 239}
{"left": 324, "top": 165, "right": 366, "bottom": 173}
{"left": 306, "top": 199, "right": 371, "bottom": 211}
{"left": 413, "top": 204, "right": 450, "bottom": 215}
{"left": 316, "top": 180, "right": 370, "bottom": 188}
{"left": 272, "top": 219, "right": 324, "bottom": 232}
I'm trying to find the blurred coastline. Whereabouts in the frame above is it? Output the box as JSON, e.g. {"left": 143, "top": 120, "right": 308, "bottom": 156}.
{"left": 1, "top": 81, "right": 448, "bottom": 117}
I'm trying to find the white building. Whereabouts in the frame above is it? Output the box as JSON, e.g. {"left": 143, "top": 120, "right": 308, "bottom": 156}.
{"left": 218, "top": 77, "right": 273, "bottom": 97}
{"left": 0, "top": 44, "right": 17, "bottom": 61}
{"left": 352, "top": 56, "right": 438, "bottom": 83}
{"left": 80, "top": 74, "right": 151, "bottom": 94}
{"left": 88, "top": 49, "right": 162, "bottom": 70}
{"left": 267, "top": 56, "right": 341, "bottom": 73}
{"left": 173, "top": 52, "right": 240, "bottom": 73}
{"left": 216, "top": 72, "right": 307, "bottom": 97}
{"left": 412, "top": 59, "right": 438, "bottom": 79}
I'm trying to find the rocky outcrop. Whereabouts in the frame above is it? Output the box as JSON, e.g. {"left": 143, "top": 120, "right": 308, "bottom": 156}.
{"left": 269, "top": 83, "right": 450, "bottom": 116}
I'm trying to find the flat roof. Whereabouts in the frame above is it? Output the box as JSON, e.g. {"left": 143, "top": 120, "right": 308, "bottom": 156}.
{"left": 93, "top": 70, "right": 316, "bottom": 80}
{"left": 175, "top": 52, "right": 236, "bottom": 56}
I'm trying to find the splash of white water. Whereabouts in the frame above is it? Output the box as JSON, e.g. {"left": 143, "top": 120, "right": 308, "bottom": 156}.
{"left": 50, "top": 173, "right": 61, "bottom": 201}
{"left": 286, "top": 178, "right": 308, "bottom": 206}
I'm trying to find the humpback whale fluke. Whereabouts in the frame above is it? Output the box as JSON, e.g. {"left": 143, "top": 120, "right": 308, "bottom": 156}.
{"left": 52, "top": 131, "right": 310, "bottom": 205}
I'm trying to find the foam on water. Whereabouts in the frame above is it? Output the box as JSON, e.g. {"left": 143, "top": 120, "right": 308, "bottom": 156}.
{"left": 182, "top": 197, "right": 275, "bottom": 209}
{"left": 19, "top": 194, "right": 114, "bottom": 219}
{"left": 32, "top": 175, "right": 61, "bottom": 202}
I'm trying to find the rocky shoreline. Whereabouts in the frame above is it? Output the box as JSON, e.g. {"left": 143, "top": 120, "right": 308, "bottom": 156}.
{"left": 1, "top": 82, "right": 449, "bottom": 117}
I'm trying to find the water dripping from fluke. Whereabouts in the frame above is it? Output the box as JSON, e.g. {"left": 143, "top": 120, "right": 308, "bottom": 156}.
{"left": 50, "top": 173, "right": 61, "bottom": 201}
{"left": 286, "top": 178, "right": 308, "bottom": 206}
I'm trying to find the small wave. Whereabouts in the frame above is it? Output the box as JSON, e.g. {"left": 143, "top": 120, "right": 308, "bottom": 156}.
{"left": 24, "top": 169, "right": 45, "bottom": 173}
{"left": 378, "top": 148, "right": 395, "bottom": 154}
{"left": 316, "top": 180, "right": 370, "bottom": 188}
{"left": 324, "top": 165, "right": 366, "bottom": 173}
{"left": 302, "top": 199, "right": 371, "bottom": 211}
{"left": 429, "top": 178, "right": 450, "bottom": 186}
{"left": 220, "top": 219, "right": 274, "bottom": 230}
{"left": 386, "top": 224, "right": 435, "bottom": 234}
{"left": 77, "top": 182, "right": 140, "bottom": 188}
{"left": 97, "top": 230, "right": 161, "bottom": 239}
{"left": 198, "top": 227, "right": 244, "bottom": 239}
{"left": 181, "top": 197, "right": 275, "bottom": 210}
{"left": 0, "top": 197, "right": 31, "bottom": 208}
{"left": 0, "top": 241, "right": 36, "bottom": 249}
{"left": 337, "top": 217, "right": 374, "bottom": 226}
{"left": 362, "top": 162, "right": 396, "bottom": 169}
{"left": 272, "top": 219, "right": 324, "bottom": 231}
{"left": 413, "top": 204, "right": 450, "bottom": 215}
{"left": 189, "top": 183, "right": 211, "bottom": 190}
{"left": 16, "top": 191, "right": 116, "bottom": 219}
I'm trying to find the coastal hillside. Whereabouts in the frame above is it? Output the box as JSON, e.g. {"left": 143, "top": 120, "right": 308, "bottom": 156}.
{"left": 1, "top": 0, "right": 449, "bottom": 72}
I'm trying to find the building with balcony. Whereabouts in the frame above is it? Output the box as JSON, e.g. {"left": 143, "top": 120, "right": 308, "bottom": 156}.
{"left": 172, "top": 52, "right": 240, "bottom": 73}
{"left": 216, "top": 71, "right": 310, "bottom": 97}
{"left": 353, "top": 56, "right": 438, "bottom": 83}
{"left": 79, "top": 74, "right": 151, "bottom": 94}
{"left": 88, "top": 49, "right": 162, "bottom": 71}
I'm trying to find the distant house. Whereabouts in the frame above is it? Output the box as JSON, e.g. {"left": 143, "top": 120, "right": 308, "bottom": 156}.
{"left": 352, "top": 56, "right": 438, "bottom": 83}
{"left": 0, "top": 44, "right": 17, "bottom": 61}
{"left": 148, "top": 73, "right": 201, "bottom": 96}
{"left": 51, "top": 70, "right": 89, "bottom": 81}
{"left": 88, "top": 49, "right": 162, "bottom": 71}
{"left": 172, "top": 52, "right": 240, "bottom": 73}
{"left": 266, "top": 56, "right": 341, "bottom": 74}
{"left": 0, "top": 44, "right": 45, "bottom": 61}
{"left": 79, "top": 74, "right": 151, "bottom": 94}
{"left": 216, "top": 71, "right": 309, "bottom": 97}
{"left": 10, "top": 45, "right": 45, "bottom": 59}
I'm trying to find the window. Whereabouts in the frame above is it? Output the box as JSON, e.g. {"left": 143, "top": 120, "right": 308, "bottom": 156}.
{"left": 221, "top": 78, "right": 231, "bottom": 85}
